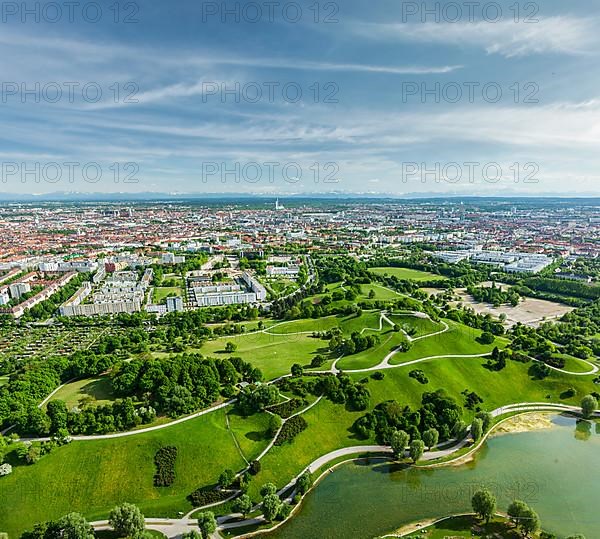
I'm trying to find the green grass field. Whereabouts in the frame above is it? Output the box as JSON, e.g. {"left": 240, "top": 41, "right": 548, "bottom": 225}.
{"left": 551, "top": 353, "right": 597, "bottom": 374}
{"left": 47, "top": 375, "right": 116, "bottom": 409}
{"left": 200, "top": 328, "right": 332, "bottom": 379}
{"left": 369, "top": 267, "right": 447, "bottom": 282}
{"left": 401, "top": 514, "right": 539, "bottom": 539}
{"left": 201, "top": 312, "right": 391, "bottom": 378}
{"left": 245, "top": 398, "right": 369, "bottom": 500}
{"left": 0, "top": 407, "right": 270, "bottom": 538}
{"left": 389, "top": 321, "right": 506, "bottom": 366}
{"left": 387, "top": 313, "right": 445, "bottom": 337}
{"left": 153, "top": 287, "right": 182, "bottom": 303}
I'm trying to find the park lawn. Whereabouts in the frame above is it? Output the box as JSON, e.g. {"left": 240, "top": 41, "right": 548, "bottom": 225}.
{"left": 551, "top": 353, "right": 596, "bottom": 373}
{"left": 46, "top": 375, "right": 116, "bottom": 409}
{"left": 360, "top": 355, "right": 597, "bottom": 424}
{"left": 244, "top": 398, "right": 368, "bottom": 501}
{"left": 264, "top": 315, "right": 343, "bottom": 335}
{"left": 200, "top": 330, "right": 332, "bottom": 379}
{"left": 339, "top": 311, "right": 385, "bottom": 334}
{"left": 387, "top": 313, "right": 445, "bottom": 337}
{"left": 369, "top": 267, "right": 447, "bottom": 282}
{"left": 336, "top": 315, "right": 455, "bottom": 371}
{"left": 404, "top": 514, "right": 536, "bottom": 539}
{"left": 389, "top": 320, "right": 507, "bottom": 365}
{"left": 336, "top": 331, "right": 406, "bottom": 371}
{"left": 266, "top": 311, "right": 383, "bottom": 337}
{"left": 153, "top": 286, "right": 182, "bottom": 303}
{"left": 202, "top": 312, "right": 395, "bottom": 378}
{"left": 265, "top": 278, "right": 299, "bottom": 298}
{"left": 0, "top": 407, "right": 269, "bottom": 538}
{"left": 358, "top": 283, "right": 400, "bottom": 302}
{"left": 227, "top": 409, "right": 272, "bottom": 462}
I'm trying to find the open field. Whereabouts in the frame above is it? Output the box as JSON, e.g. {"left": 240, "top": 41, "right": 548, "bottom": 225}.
{"left": 0, "top": 407, "right": 270, "bottom": 538}
{"left": 201, "top": 312, "right": 389, "bottom": 378}
{"left": 454, "top": 288, "right": 574, "bottom": 328}
{"left": 363, "top": 354, "right": 596, "bottom": 423}
{"left": 153, "top": 286, "right": 182, "bottom": 303}
{"left": 369, "top": 267, "right": 447, "bottom": 282}
{"left": 387, "top": 313, "right": 445, "bottom": 337}
{"left": 389, "top": 321, "right": 507, "bottom": 366}
{"left": 47, "top": 375, "right": 116, "bottom": 409}
{"left": 200, "top": 325, "right": 332, "bottom": 378}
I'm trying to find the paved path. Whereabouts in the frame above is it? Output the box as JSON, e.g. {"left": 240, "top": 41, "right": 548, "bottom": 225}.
{"left": 21, "top": 399, "right": 235, "bottom": 442}
{"left": 92, "top": 402, "right": 590, "bottom": 538}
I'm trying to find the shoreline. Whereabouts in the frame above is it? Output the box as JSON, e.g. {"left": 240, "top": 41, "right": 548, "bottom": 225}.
{"left": 235, "top": 409, "right": 572, "bottom": 538}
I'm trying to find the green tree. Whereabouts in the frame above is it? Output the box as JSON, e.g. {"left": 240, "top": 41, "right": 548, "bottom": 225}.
{"left": 295, "top": 471, "right": 313, "bottom": 494}
{"left": 218, "top": 468, "right": 235, "bottom": 488}
{"left": 390, "top": 429, "right": 409, "bottom": 459}
{"left": 46, "top": 400, "right": 68, "bottom": 434}
{"left": 197, "top": 511, "right": 217, "bottom": 539}
{"left": 409, "top": 439, "right": 425, "bottom": 463}
{"left": 471, "top": 417, "right": 483, "bottom": 442}
{"left": 224, "top": 342, "right": 237, "bottom": 353}
{"left": 479, "top": 331, "right": 495, "bottom": 345}
{"left": 471, "top": 488, "right": 496, "bottom": 524}
{"left": 234, "top": 494, "right": 253, "bottom": 517}
{"left": 507, "top": 500, "right": 530, "bottom": 529}
{"left": 262, "top": 493, "right": 281, "bottom": 522}
{"left": 248, "top": 460, "right": 261, "bottom": 475}
{"left": 268, "top": 414, "right": 282, "bottom": 437}
{"left": 422, "top": 428, "right": 439, "bottom": 451}
{"left": 109, "top": 502, "right": 145, "bottom": 538}
{"left": 476, "top": 411, "right": 493, "bottom": 432}
{"left": 291, "top": 363, "right": 303, "bottom": 377}
{"left": 54, "top": 513, "right": 95, "bottom": 539}
{"left": 520, "top": 506, "right": 540, "bottom": 537}
{"left": 260, "top": 482, "right": 277, "bottom": 497}
{"left": 581, "top": 395, "right": 597, "bottom": 419}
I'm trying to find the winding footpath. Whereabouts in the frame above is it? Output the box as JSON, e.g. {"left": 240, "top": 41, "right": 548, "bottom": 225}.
{"left": 89, "top": 401, "right": 596, "bottom": 538}
{"left": 17, "top": 300, "right": 600, "bottom": 537}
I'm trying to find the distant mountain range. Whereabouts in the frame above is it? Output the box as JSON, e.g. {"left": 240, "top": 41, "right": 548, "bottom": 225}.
{"left": 0, "top": 191, "right": 599, "bottom": 203}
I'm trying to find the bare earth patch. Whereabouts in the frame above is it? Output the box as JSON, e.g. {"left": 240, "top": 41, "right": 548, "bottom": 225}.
{"left": 453, "top": 286, "right": 573, "bottom": 328}
{"left": 491, "top": 413, "right": 554, "bottom": 437}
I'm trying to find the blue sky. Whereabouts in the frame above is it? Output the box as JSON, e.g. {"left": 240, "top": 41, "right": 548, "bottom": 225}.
{"left": 1, "top": 0, "right": 599, "bottom": 195}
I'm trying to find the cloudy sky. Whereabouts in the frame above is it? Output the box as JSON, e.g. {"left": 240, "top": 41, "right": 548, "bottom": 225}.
{"left": 1, "top": 0, "right": 599, "bottom": 195}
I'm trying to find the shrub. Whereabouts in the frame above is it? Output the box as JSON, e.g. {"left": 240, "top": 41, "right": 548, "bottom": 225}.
{"left": 408, "top": 369, "right": 429, "bottom": 384}
{"left": 274, "top": 416, "right": 308, "bottom": 446}
{"left": 248, "top": 460, "right": 261, "bottom": 475}
{"left": 188, "top": 486, "right": 232, "bottom": 507}
{"left": 153, "top": 446, "right": 178, "bottom": 487}
{"left": 267, "top": 398, "right": 306, "bottom": 418}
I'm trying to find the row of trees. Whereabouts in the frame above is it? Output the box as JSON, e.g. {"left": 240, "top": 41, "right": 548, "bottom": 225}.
{"left": 21, "top": 502, "right": 147, "bottom": 539}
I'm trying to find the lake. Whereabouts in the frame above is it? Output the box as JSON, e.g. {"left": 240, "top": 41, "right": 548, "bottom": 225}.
{"left": 268, "top": 415, "right": 598, "bottom": 538}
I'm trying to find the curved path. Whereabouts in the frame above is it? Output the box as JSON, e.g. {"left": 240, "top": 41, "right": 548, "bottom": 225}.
{"left": 92, "top": 402, "right": 592, "bottom": 538}
{"left": 21, "top": 309, "right": 594, "bottom": 443}
{"left": 531, "top": 355, "right": 598, "bottom": 376}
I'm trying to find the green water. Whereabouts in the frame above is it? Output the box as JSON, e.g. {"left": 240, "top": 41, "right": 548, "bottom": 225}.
{"left": 269, "top": 416, "right": 599, "bottom": 539}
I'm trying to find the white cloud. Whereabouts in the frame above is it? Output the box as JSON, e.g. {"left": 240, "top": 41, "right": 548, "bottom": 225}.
{"left": 353, "top": 16, "right": 599, "bottom": 57}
